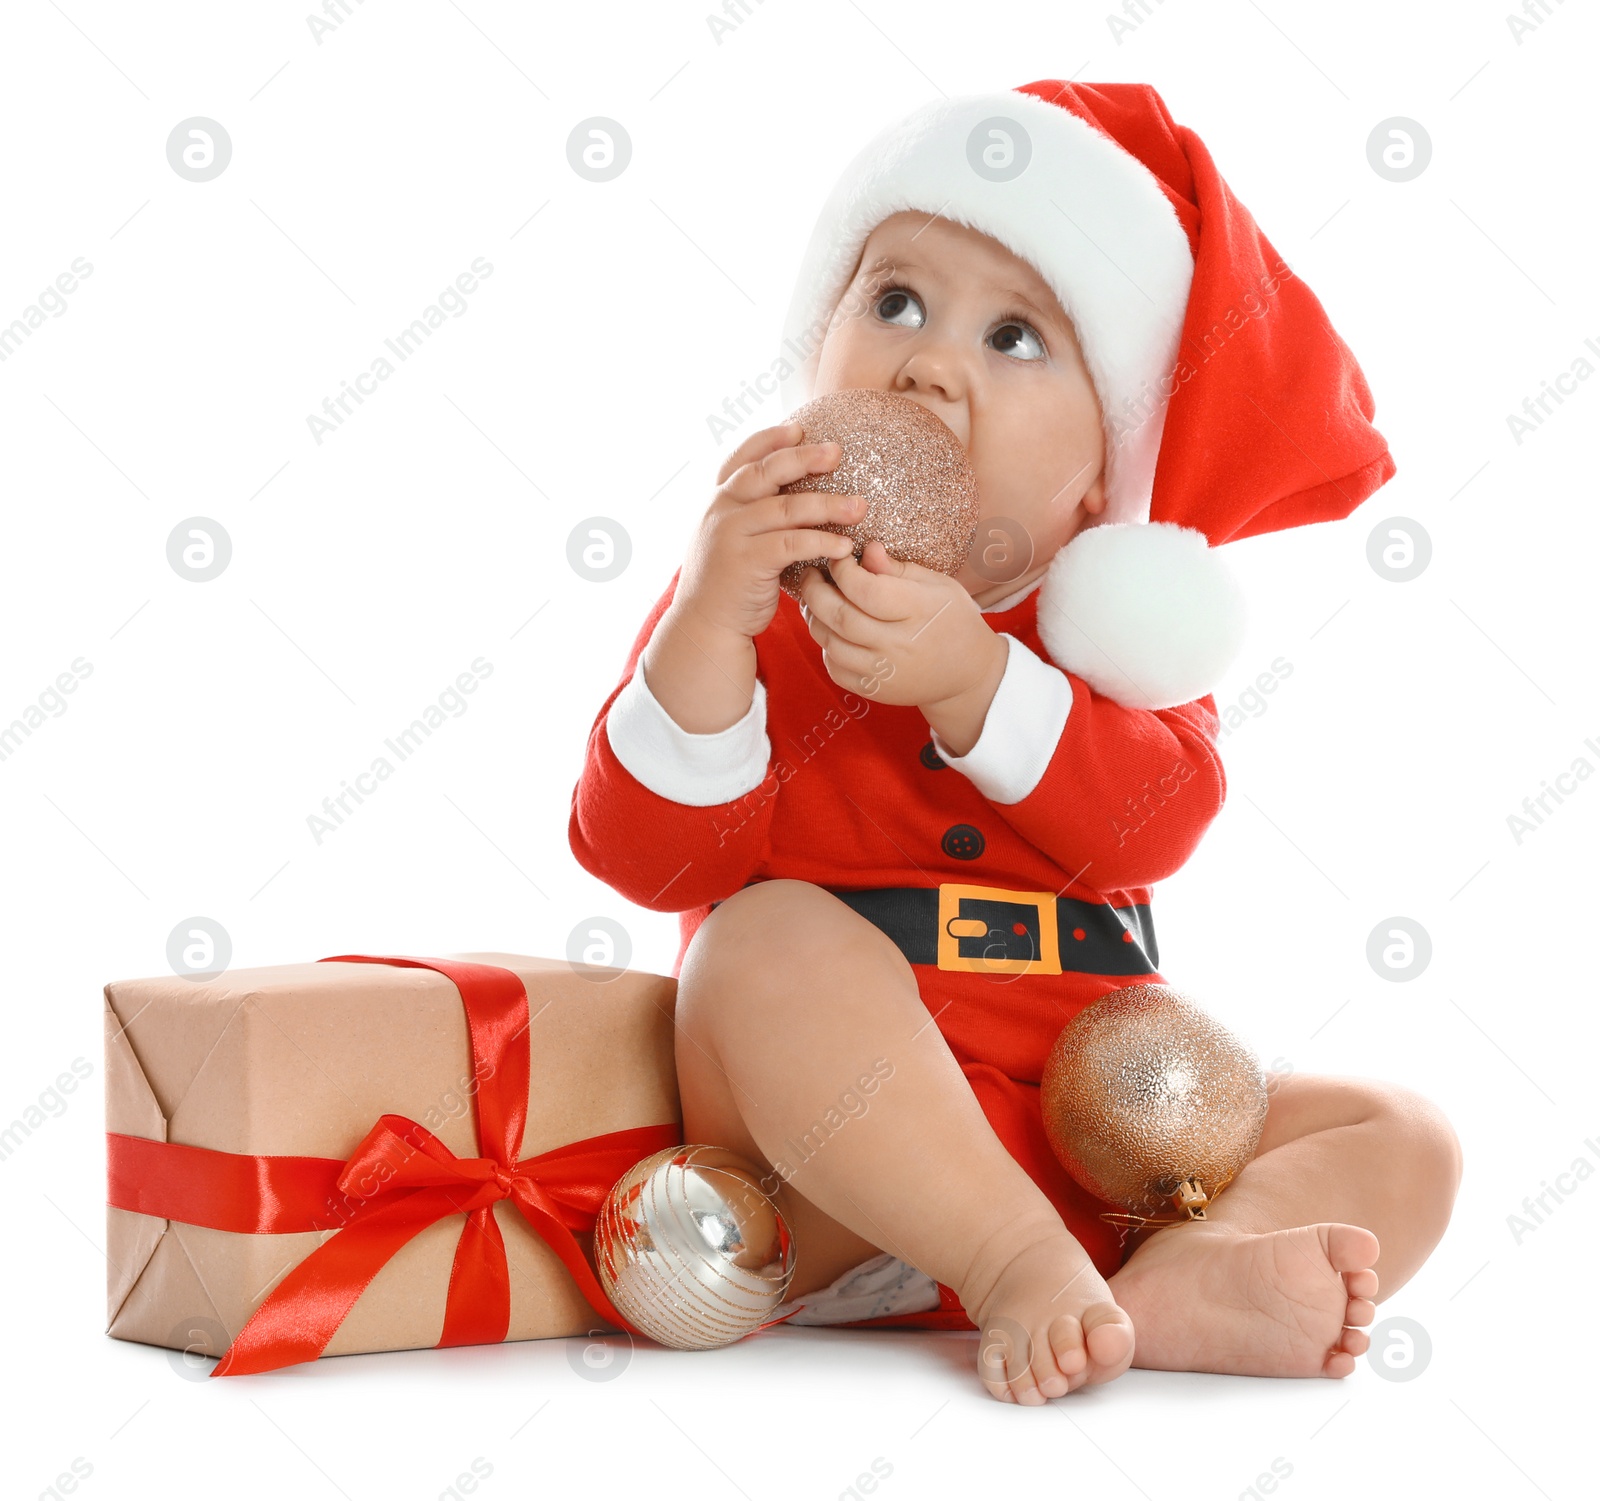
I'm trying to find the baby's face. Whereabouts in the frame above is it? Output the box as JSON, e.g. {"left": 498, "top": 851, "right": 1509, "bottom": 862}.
{"left": 812, "top": 211, "right": 1107, "bottom": 606}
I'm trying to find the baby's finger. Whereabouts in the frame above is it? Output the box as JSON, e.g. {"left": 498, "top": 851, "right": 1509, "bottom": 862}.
{"left": 861, "top": 538, "right": 921, "bottom": 577}
{"left": 800, "top": 560, "right": 881, "bottom": 642}
{"left": 723, "top": 441, "right": 843, "bottom": 503}
{"left": 828, "top": 548, "right": 914, "bottom": 619}
{"left": 748, "top": 488, "right": 866, "bottom": 537}
{"left": 714, "top": 420, "right": 806, "bottom": 487}
{"left": 765, "top": 529, "right": 860, "bottom": 575}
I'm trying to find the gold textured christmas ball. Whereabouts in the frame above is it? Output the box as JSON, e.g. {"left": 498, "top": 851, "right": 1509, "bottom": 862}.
{"left": 1040, "top": 984, "right": 1269, "bottom": 1222}
{"left": 594, "top": 1143, "right": 796, "bottom": 1350}
{"left": 777, "top": 388, "right": 981, "bottom": 599}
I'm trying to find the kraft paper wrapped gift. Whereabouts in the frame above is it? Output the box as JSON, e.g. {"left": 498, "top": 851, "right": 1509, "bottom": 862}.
{"left": 103, "top": 952, "right": 683, "bottom": 1374}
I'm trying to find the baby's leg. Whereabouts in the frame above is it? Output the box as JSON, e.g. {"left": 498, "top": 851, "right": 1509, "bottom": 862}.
{"left": 674, "top": 878, "right": 1134, "bottom": 1404}
{"left": 1108, "top": 1072, "right": 1462, "bottom": 1378}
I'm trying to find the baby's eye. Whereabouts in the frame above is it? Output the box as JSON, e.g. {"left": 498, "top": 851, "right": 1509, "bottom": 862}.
{"left": 874, "top": 287, "right": 925, "bottom": 328}
{"left": 989, "top": 321, "right": 1047, "bottom": 362}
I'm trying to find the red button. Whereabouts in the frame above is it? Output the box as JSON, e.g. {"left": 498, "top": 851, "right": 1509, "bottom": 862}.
{"left": 1072, "top": 927, "right": 1086, "bottom": 941}
{"left": 1122, "top": 930, "right": 1134, "bottom": 943}
{"left": 1012, "top": 922, "right": 1028, "bottom": 935}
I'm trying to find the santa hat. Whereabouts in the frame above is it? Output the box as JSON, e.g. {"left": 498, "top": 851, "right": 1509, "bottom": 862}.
{"left": 778, "top": 80, "right": 1396, "bottom": 710}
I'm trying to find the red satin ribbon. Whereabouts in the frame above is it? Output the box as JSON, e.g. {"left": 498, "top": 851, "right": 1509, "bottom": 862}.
{"left": 104, "top": 953, "right": 682, "bottom": 1376}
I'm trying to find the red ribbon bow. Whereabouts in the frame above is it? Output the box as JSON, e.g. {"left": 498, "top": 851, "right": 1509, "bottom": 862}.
{"left": 105, "top": 954, "right": 681, "bottom": 1376}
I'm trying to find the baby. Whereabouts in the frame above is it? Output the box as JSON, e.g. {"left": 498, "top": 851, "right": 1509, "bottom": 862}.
{"left": 570, "top": 82, "right": 1462, "bottom": 1404}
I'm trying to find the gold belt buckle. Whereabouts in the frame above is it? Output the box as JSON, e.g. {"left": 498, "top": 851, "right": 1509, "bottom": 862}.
{"left": 936, "top": 882, "right": 1062, "bottom": 976}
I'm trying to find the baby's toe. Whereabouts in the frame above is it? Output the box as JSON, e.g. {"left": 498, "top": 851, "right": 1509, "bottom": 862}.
{"left": 1047, "top": 1313, "right": 1087, "bottom": 1376}
{"left": 1323, "top": 1347, "right": 1357, "bottom": 1378}
{"left": 1009, "top": 1368, "right": 1049, "bottom": 1405}
{"left": 1081, "top": 1302, "right": 1136, "bottom": 1381}
{"left": 1337, "top": 1325, "right": 1371, "bottom": 1359}
{"left": 1035, "top": 1315, "right": 1084, "bottom": 1397}
{"left": 1326, "top": 1223, "right": 1380, "bottom": 1273}
{"left": 978, "top": 1320, "right": 1045, "bottom": 1405}
{"left": 1345, "top": 1296, "right": 1376, "bottom": 1328}
{"left": 1346, "top": 1267, "right": 1379, "bottom": 1300}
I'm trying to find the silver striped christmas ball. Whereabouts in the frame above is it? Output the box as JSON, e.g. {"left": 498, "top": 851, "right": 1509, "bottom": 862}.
{"left": 595, "top": 1144, "right": 796, "bottom": 1350}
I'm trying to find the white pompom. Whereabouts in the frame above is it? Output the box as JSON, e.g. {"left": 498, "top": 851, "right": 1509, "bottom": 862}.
{"left": 1034, "top": 521, "right": 1248, "bottom": 711}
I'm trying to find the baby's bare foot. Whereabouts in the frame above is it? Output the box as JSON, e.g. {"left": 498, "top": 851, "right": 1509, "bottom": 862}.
{"left": 1108, "top": 1221, "right": 1379, "bottom": 1378}
{"left": 959, "top": 1214, "right": 1135, "bottom": 1405}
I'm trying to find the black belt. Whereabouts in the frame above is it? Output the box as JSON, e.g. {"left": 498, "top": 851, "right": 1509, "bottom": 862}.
{"left": 712, "top": 881, "right": 1158, "bottom": 977}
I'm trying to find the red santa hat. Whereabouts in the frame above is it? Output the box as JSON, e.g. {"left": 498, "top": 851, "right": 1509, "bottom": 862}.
{"left": 777, "top": 80, "right": 1396, "bottom": 710}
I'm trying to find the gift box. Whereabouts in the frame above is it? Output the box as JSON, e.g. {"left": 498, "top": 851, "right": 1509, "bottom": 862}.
{"left": 104, "top": 952, "right": 684, "bottom": 1375}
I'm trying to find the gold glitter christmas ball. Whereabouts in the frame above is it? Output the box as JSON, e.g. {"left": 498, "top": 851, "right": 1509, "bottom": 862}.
{"left": 1040, "top": 984, "right": 1269, "bottom": 1222}
{"left": 594, "top": 1143, "right": 796, "bottom": 1350}
{"left": 777, "top": 387, "right": 981, "bottom": 599}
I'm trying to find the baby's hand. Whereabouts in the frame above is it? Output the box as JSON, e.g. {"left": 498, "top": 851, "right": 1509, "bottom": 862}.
{"left": 674, "top": 422, "right": 867, "bottom": 644}
{"left": 796, "top": 543, "right": 1006, "bottom": 713}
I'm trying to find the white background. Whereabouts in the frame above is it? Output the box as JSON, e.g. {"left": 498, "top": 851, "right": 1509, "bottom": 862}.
{"left": 2, "top": 1, "right": 1595, "bottom": 1497}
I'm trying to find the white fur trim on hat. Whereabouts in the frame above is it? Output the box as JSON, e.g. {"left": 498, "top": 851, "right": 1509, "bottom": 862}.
{"left": 777, "top": 90, "right": 1195, "bottom": 529}
{"left": 1035, "top": 522, "right": 1248, "bottom": 710}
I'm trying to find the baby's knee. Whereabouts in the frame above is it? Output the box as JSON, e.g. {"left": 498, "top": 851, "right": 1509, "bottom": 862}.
{"left": 1265, "top": 1075, "right": 1461, "bottom": 1187}
{"left": 712, "top": 877, "right": 831, "bottom": 924}
{"left": 1381, "top": 1083, "right": 1463, "bottom": 1187}
{"left": 686, "top": 879, "right": 907, "bottom": 991}
{"left": 703, "top": 880, "right": 856, "bottom": 947}
{"left": 1348, "top": 1078, "right": 1463, "bottom": 1191}
{"left": 692, "top": 879, "right": 814, "bottom": 962}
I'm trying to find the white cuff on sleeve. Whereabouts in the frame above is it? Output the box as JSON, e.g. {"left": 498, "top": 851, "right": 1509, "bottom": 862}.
{"left": 604, "top": 661, "right": 771, "bottom": 807}
{"left": 928, "top": 633, "right": 1073, "bottom": 804}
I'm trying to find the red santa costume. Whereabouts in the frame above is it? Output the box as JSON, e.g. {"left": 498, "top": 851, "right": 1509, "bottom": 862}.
{"left": 568, "top": 80, "right": 1395, "bottom": 1331}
